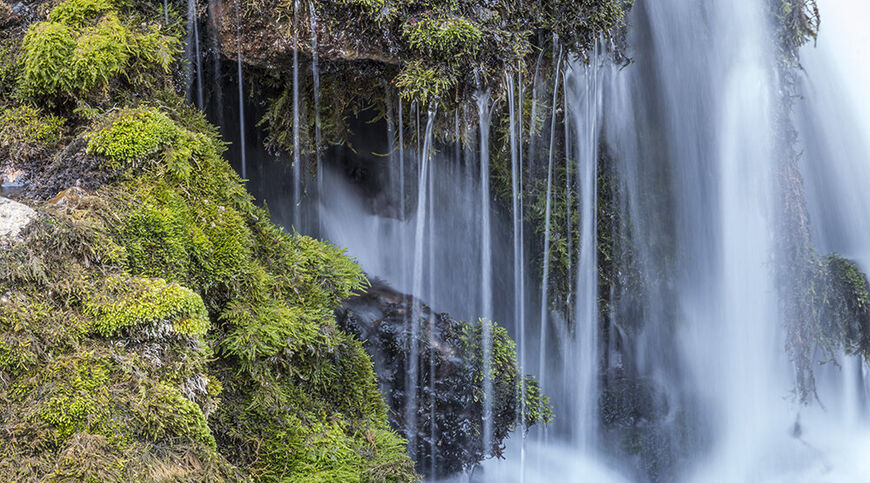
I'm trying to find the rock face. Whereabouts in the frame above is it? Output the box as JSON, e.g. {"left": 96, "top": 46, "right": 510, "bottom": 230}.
{"left": 0, "top": 196, "right": 35, "bottom": 243}
{"left": 337, "top": 281, "right": 551, "bottom": 478}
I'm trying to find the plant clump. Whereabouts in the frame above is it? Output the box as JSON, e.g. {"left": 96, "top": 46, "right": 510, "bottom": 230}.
{"left": 19, "top": 0, "right": 178, "bottom": 103}
{"left": 0, "top": 105, "right": 66, "bottom": 161}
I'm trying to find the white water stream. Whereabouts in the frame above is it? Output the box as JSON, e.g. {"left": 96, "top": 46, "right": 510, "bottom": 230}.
{"left": 210, "top": 0, "right": 870, "bottom": 479}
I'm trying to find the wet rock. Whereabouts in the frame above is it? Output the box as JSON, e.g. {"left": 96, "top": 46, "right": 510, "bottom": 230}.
{"left": 337, "top": 280, "right": 550, "bottom": 478}
{"left": 0, "top": 195, "right": 35, "bottom": 243}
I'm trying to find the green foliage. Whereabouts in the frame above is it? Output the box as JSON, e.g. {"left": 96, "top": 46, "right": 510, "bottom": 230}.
{"left": 19, "top": 0, "right": 178, "bottom": 101}
{"left": 818, "top": 255, "right": 870, "bottom": 359}
{"left": 394, "top": 61, "right": 455, "bottom": 105}
{"left": 461, "top": 319, "right": 554, "bottom": 427}
{"left": 83, "top": 274, "right": 210, "bottom": 337}
{"left": 402, "top": 15, "right": 482, "bottom": 58}
{"left": 0, "top": 105, "right": 66, "bottom": 160}
{"left": 85, "top": 107, "right": 177, "bottom": 166}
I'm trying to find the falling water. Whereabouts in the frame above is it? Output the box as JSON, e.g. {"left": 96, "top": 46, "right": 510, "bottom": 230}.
{"left": 235, "top": 0, "right": 246, "bottom": 179}
{"left": 207, "top": 0, "right": 224, "bottom": 130}
{"left": 537, "top": 48, "right": 562, "bottom": 446}
{"left": 571, "top": 53, "right": 602, "bottom": 451}
{"left": 309, "top": 0, "right": 322, "bottom": 232}
{"left": 407, "top": 104, "right": 437, "bottom": 461}
{"left": 477, "top": 89, "right": 493, "bottom": 320}
{"left": 790, "top": 1, "right": 870, "bottom": 478}
{"left": 506, "top": 73, "right": 522, "bottom": 411}
{"left": 292, "top": 0, "right": 301, "bottom": 227}
{"left": 187, "top": 0, "right": 203, "bottom": 107}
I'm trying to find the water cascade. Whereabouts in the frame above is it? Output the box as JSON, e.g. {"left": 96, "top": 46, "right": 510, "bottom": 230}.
{"left": 187, "top": 0, "right": 203, "bottom": 107}
{"left": 407, "top": 103, "right": 438, "bottom": 462}
{"left": 235, "top": 0, "right": 246, "bottom": 179}
{"left": 209, "top": 0, "right": 870, "bottom": 480}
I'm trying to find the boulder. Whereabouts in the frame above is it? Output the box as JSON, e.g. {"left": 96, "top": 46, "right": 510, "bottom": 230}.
{"left": 337, "top": 281, "right": 551, "bottom": 478}
{"left": 0, "top": 196, "right": 35, "bottom": 243}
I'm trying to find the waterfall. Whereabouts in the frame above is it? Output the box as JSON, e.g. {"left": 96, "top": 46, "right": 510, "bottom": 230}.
{"left": 221, "top": 0, "right": 870, "bottom": 479}
{"left": 792, "top": 0, "right": 870, "bottom": 474}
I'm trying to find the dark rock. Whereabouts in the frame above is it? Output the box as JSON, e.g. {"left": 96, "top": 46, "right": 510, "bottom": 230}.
{"left": 337, "top": 280, "right": 551, "bottom": 478}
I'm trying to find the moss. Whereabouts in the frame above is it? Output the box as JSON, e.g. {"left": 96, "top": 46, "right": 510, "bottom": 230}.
{"left": 7, "top": 350, "right": 216, "bottom": 448}
{"left": 818, "top": 255, "right": 870, "bottom": 359}
{"left": 459, "top": 319, "right": 554, "bottom": 434}
{"left": 49, "top": 0, "right": 116, "bottom": 27}
{"left": 1, "top": 0, "right": 421, "bottom": 477}
{"left": 85, "top": 107, "right": 177, "bottom": 167}
{"left": 19, "top": 0, "right": 178, "bottom": 102}
{"left": 83, "top": 274, "right": 210, "bottom": 337}
{"left": 394, "top": 60, "right": 455, "bottom": 105}
{"left": 20, "top": 21, "right": 78, "bottom": 97}
{"left": 0, "top": 105, "right": 66, "bottom": 160}
{"left": 402, "top": 15, "right": 482, "bottom": 58}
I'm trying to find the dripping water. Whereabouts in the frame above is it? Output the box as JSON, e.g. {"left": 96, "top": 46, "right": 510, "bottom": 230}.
{"left": 187, "top": 0, "right": 203, "bottom": 107}
{"left": 537, "top": 47, "right": 562, "bottom": 453}
{"left": 407, "top": 103, "right": 438, "bottom": 462}
{"left": 477, "top": 88, "right": 494, "bottom": 456}
{"left": 309, "top": 0, "right": 322, "bottom": 233}
{"left": 235, "top": 0, "right": 246, "bottom": 179}
{"left": 292, "top": 0, "right": 301, "bottom": 228}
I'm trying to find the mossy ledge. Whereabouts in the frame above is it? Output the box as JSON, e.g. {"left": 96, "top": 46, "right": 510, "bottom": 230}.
{"left": 0, "top": 0, "right": 549, "bottom": 480}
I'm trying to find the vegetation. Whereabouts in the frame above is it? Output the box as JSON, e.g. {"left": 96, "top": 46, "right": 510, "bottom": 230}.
{"left": 0, "top": 105, "right": 66, "bottom": 160}
{"left": 19, "top": 0, "right": 178, "bottom": 104}
{"left": 237, "top": 0, "right": 632, "bottom": 153}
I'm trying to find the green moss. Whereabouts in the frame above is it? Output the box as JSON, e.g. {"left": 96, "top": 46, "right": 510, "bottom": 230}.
{"left": 8, "top": 350, "right": 216, "bottom": 448}
{"left": 820, "top": 254, "right": 870, "bottom": 358}
{"left": 49, "top": 0, "right": 116, "bottom": 27}
{"left": 83, "top": 274, "right": 210, "bottom": 337}
{"left": 20, "top": 21, "right": 77, "bottom": 97}
{"left": 402, "top": 15, "right": 482, "bottom": 58}
{"left": 70, "top": 14, "right": 132, "bottom": 91}
{"left": 19, "top": 0, "right": 178, "bottom": 101}
{"left": 85, "top": 107, "right": 177, "bottom": 167}
{"left": 394, "top": 60, "right": 455, "bottom": 105}
{"left": 0, "top": 105, "right": 66, "bottom": 159}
